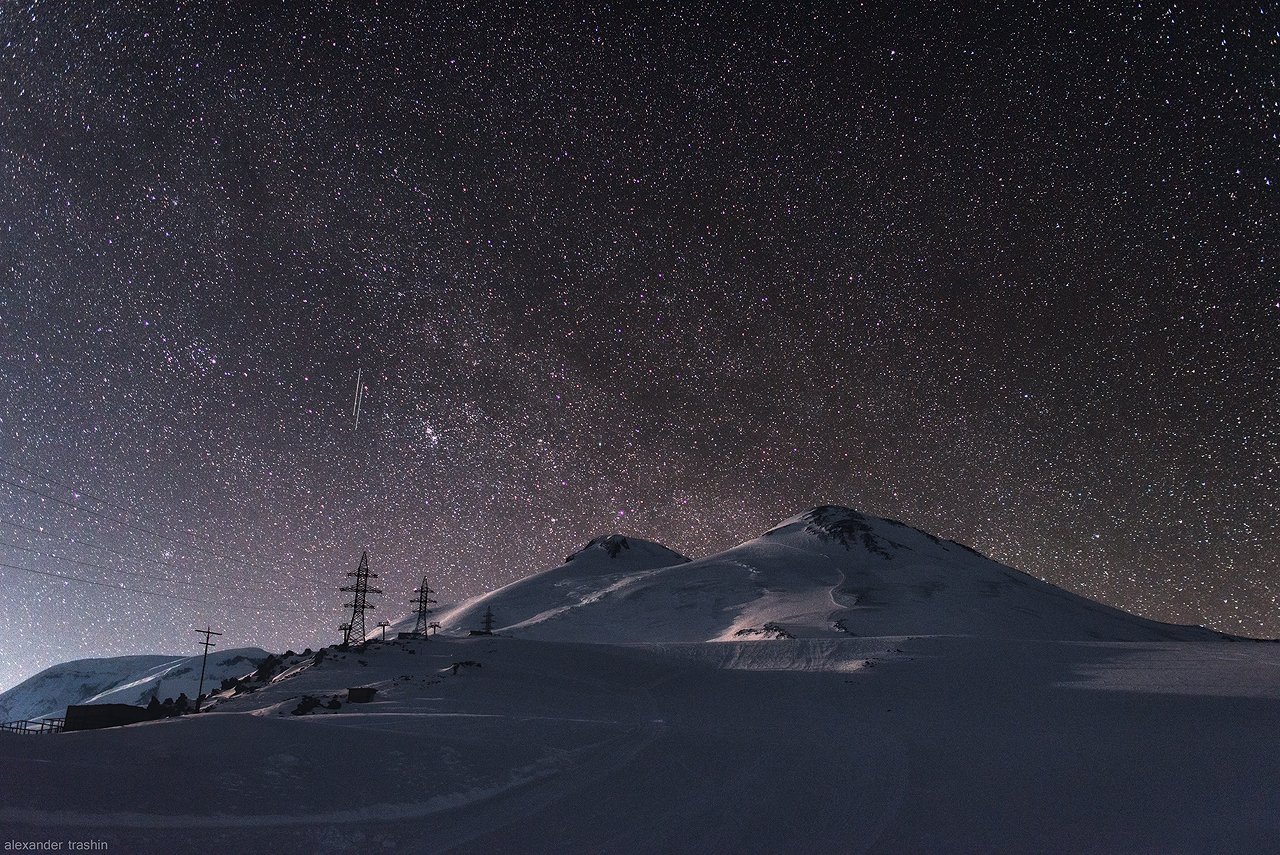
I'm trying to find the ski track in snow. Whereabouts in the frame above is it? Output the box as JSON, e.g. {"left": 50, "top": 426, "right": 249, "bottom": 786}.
{"left": 0, "top": 717, "right": 667, "bottom": 831}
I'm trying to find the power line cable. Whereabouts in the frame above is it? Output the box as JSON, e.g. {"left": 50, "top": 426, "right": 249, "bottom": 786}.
{"left": 0, "top": 538, "right": 291, "bottom": 599}
{"left": 3, "top": 516, "right": 255, "bottom": 581}
{"left": 0, "top": 560, "right": 296, "bottom": 615}
{"left": 0, "top": 457, "right": 302, "bottom": 574}
{"left": 0, "top": 457, "right": 188, "bottom": 534}
{"left": 0, "top": 462, "right": 331, "bottom": 582}
{"left": 3, "top": 511, "right": 309, "bottom": 596}
{"left": 0, "top": 473, "right": 248, "bottom": 565}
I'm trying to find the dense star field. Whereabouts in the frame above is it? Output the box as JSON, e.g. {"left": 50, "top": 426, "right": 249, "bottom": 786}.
{"left": 0, "top": 2, "right": 1275, "bottom": 690}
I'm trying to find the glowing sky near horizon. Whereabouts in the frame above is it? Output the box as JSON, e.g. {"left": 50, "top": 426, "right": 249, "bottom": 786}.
{"left": 0, "top": 2, "right": 1275, "bottom": 690}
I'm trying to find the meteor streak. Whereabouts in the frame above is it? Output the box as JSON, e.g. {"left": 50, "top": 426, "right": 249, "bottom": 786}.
{"left": 352, "top": 368, "right": 365, "bottom": 429}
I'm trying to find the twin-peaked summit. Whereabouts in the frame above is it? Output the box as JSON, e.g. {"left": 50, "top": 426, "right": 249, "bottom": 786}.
{"left": 436, "top": 506, "right": 1227, "bottom": 644}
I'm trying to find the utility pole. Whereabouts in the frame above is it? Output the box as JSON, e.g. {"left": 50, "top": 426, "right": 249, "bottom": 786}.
{"left": 193, "top": 626, "right": 222, "bottom": 712}
{"left": 481, "top": 605, "right": 495, "bottom": 635}
{"left": 428, "top": 621, "right": 440, "bottom": 636}
{"left": 377, "top": 620, "right": 390, "bottom": 641}
{"left": 411, "top": 576, "right": 438, "bottom": 636}
{"left": 340, "top": 551, "right": 381, "bottom": 649}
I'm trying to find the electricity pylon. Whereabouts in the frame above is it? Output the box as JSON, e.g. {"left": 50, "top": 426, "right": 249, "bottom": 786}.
{"left": 340, "top": 551, "right": 381, "bottom": 649}
{"left": 411, "top": 577, "right": 438, "bottom": 636}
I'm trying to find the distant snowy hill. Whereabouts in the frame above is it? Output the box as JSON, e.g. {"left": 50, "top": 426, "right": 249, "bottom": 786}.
{"left": 0, "top": 648, "right": 268, "bottom": 722}
{"left": 439, "top": 507, "right": 1226, "bottom": 643}
{"left": 0, "top": 656, "right": 176, "bottom": 723}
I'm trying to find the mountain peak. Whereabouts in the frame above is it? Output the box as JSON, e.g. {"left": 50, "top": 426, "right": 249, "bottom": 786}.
{"left": 567, "top": 534, "right": 633, "bottom": 561}
{"left": 565, "top": 535, "right": 689, "bottom": 565}
{"left": 764, "top": 505, "right": 895, "bottom": 557}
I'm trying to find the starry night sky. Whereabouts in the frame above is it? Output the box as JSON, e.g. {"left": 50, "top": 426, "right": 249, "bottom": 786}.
{"left": 0, "top": 2, "right": 1275, "bottom": 690}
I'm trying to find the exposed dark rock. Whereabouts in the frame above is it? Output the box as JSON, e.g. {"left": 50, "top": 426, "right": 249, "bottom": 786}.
{"left": 798, "top": 507, "right": 893, "bottom": 558}
{"left": 567, "top": 534, "right": 631, "bottom": 561}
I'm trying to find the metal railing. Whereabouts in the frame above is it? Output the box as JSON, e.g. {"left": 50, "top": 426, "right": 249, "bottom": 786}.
{"left": 0, "top": 717, "right": 65, "bottom": 734}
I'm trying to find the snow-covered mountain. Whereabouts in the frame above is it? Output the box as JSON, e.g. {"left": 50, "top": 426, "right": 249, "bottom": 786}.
{"left": 0, "top": 648, "right": 268, "bottom": 722}
{"left": 5, "top": 505, "right": 1220, "bottom": 726}
{"left": 0, "top": 508, "right": 1273, "bottom": 853}
{"left": 438, "top": 506, "right": 1225, "bottom": 643}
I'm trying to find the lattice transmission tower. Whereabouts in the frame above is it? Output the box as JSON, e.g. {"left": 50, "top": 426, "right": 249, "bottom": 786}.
{"left": 340, "top": 551, "right": 381, "bottom": 649}
{"left": 411, "top": 577, "right": 438, "bottom": 636}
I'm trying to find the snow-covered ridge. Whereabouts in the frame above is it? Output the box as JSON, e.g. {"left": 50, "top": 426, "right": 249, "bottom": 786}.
{"left": 439, "top": 506, "right": 1229, "bottom": 644}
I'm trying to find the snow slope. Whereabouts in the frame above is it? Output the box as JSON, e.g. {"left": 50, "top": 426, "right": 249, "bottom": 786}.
{"left": 433, "top": 534, "right": 691, "bottom": 639}
{"left": 0, "top": 648, "right": 268, "bottom": 722}
{"left": 439, "top": 507, "right": 1225, "bottom": 643}
{"left": 1, "top": 634, "right": 1277, "bottom": 853}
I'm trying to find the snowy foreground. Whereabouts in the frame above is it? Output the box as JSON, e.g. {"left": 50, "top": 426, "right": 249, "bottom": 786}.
{"left": 2, "top": 634, "right": 1278, "bottom": 853}
{"left": 2, "top": 508, "right": 1277, "bottom": 852}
